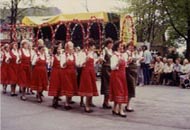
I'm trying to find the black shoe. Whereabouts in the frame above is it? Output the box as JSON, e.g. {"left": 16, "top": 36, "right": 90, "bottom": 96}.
{"left": 125, "top": 106, "right": 134, "bottom": 112}
{"left": 64, "top": 106, "right": 72, "bottom": 110}
{"left": 69, "top": 101, "right": 75, "bottom": 104}
{"left": 118, "top": 112, "right": 127, "bottom": 118}
{"left": 2, "top": 91, "right": 6, "bottom": 94}
{"left": 52, "top": 98, "right": 58, "bottom": 108}
{"left": 13, "top": 94, "right": 18, "bottom": 96}
{"left": 11, "top": 93, "right": 17, "bottom": 96}
{"left": 103, "top": 103, "right": 112, "bottom": 109}
{"left": 90, "top": 103, "right": 96, "bottom": 107}
{"left": 84, "top": 108, "right": 93, "bottom": 113}
{"left": 112, "top": 110, "right": 119, "bottom": 115}
{"left": 126, "top": 109, "right": 134, "bottom": 112}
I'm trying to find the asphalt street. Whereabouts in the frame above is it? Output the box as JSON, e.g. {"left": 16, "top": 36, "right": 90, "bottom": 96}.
{"left": 1, "top": 82, "right": 190, "bottom": 130}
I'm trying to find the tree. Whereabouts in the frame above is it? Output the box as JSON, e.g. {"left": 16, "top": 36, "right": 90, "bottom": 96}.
{"left": 120, "top": 0, "right": 190, "bottom": 59}
{"left": 120, "top": 0, "right": 169, "bottom": 45}
{"left": 1, "top": 0, "right": 47, "bottom": 41}
{"left": 161, "top": 0, "right": 190, "bottom": 59}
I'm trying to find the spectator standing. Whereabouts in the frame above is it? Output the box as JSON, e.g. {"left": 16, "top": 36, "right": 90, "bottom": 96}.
{"left": 142, "top": 45, "right": 152, "bottom": 85}
{"left": 173, "top": 58, "right": 182, "bottom": 86}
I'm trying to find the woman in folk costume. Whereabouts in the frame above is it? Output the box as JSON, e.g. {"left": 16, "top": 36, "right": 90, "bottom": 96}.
{"left": 109, "top": 41, "right": 128, "bottom": 118}
{"left": 9, "top": 42, "right": 20, "bottom": 96}
{"left": 48, "top": 46, "right": 62, "bottom": 108}
{"left": 78, "top": 39, "right": 99, "bottom": 113}
{"left": 60, "top": 41, "right": 78, "bottom": 110}
{"left": 26, "top": 41, "right": 36, "bottom": 95}
{"left": 0, "top": 44, "right": 11, "bottom": 94}
{"left": 100, "top": 38, "right": 113, "bottom": 109}
{"left": 75, "top": 46, "right": 85, "bottom": 107}
{"left": 30, "top": 45, "right": 48, "bottom": 103}
{"left": 18, "top": 40, "right": 32, "bottom": 101}
{"left": 123, "top": 43, "right": 138, "bottom": 112}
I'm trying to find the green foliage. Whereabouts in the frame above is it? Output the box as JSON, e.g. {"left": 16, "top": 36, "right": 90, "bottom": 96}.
{"left": 120, "top": 0, "right": 190, "bottom": 59}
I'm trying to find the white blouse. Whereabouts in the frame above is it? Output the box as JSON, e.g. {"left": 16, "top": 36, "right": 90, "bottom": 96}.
{"left": 12, "top": 49, "right": 20, "bottom": 64}
{"left": 111, "top": 52, "right": 125, "bottom": 70}
{"left": 123, "top": 50, "right": 138, "bottom": 67}
{"left": 60, "top": 53, "right": 78, "bottom": 68}
{"left": 22, "top": 48, "right": 30, "bottom": 57}
{"left": 32, "top": 52, "right": 47, "bottom": 66}
{"left": 5, "top": 51, "right": 11, "bottom": 63}
{"left": 79, "top": 51, "right": 99, "bottom": 67}
{"left": 30, "top": 50, "right": 36, "bottom": 61}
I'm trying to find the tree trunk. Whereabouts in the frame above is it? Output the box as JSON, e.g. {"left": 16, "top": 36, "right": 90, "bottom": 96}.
{"left": 186, "top": 22, "right": 190, "bottom": 59}
{"left": 10, "top": 0, "right": 14, "bottom": 42}
{"left": 185, "top": 0, "right": 190, "bottom": 60}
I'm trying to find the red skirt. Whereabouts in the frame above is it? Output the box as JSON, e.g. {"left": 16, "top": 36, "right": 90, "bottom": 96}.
{"left": 9, "top": 63, "right": 19, "bottom": 85}
{"left": 109, "top": 70, "right": 128, "bottom": 103}
{"left": 0, "top": 63, "right": 10, "bottom": 84}
{"left": 30, "top": 66, "right": 48, "bottom": 91}
{"left": 78, "top": 68, "right": 98, "bottom": 96}
{"left": 18, "top": 64, "right": 32, "bottom": 88}
{"left": 48, "top": 67, "right": 62, "bottom": 96}
{"left": 61, "top": 68, "right": 78, "bottom": 96}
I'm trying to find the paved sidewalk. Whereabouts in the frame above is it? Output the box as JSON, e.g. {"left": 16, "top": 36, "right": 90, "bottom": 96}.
{"left": 1, "top": 84, "right": 190, "bottom": 130}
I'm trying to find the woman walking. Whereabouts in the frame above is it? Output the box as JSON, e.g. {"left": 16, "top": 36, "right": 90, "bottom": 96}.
{"left": 48, "top": 46, "right": 62, "bottom": 108}
{"left": 109, "top": 41, "right": 128, "bottom": 118}
{"left": 0, "top": 44, "right": 11, "bottom": 94}
{"left": 60, "top": 41, "right": 78, "bottom": 110}
{"left": 9, "top": 42, "right": 20, "bottom": 96}
{"left": 18, "top": 40, "right": 32, "bottom": 101}
{"left": 78, "top": 39, "right": 99, "bottom": 113}
{"left": 30, "top": 45, "right": 48, "bottom": 103}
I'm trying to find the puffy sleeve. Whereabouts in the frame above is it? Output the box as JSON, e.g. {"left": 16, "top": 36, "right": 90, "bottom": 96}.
{"left": 122, "top": 52, "right": 128, "bottom": 63}
{"left": 0, "top": 52, "right": 4, "bottom": 63}
{"left": 60, "top": 53, "right": 66, "bottom": 68}
{"left": 32, "top": 53, "right": 38, "bottom": 65}
{"left": 30, "top": 50, "right": 36, "bottom": 62}
{"left": 5, "top": 52, "right": 11, "bottom": 63}
{"left": 16, "top": 52, "right": 20, "bottom": 64}
{"left": 110, "top": 55, "right": 119, "bottom": 70}
{"left": 93, "top": 52, "right": 99, "bottom": 64}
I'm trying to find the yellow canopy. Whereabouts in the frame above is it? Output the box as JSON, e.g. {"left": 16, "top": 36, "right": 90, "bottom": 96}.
{"left": 22, "top": 12, "right": 109, "bottom": 27}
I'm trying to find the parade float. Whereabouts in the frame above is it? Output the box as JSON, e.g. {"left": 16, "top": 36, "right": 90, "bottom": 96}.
{"left": 0, "top": 12, "right": 136, "bottom": 48}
